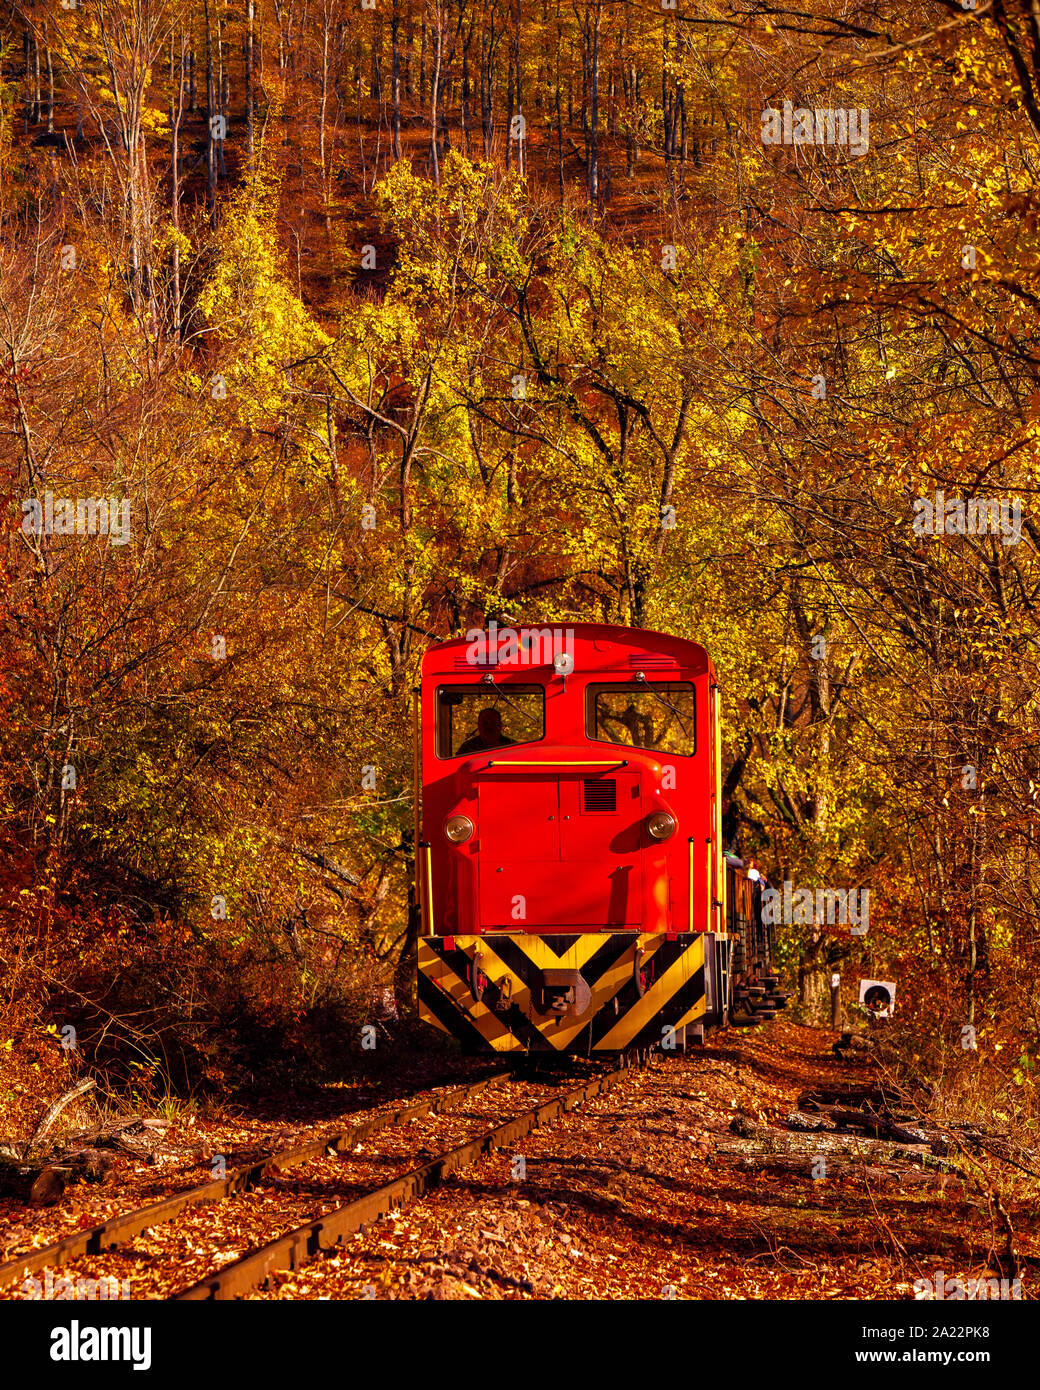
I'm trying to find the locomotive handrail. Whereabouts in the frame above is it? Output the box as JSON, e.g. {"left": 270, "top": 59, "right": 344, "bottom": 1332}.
{"left": 411, "top": 687, "right": 421, "bottom": 911}
{"left": 706, "top": 837, "right": 713, "bottom": 932}
{"left": 420, "top": 841, "right": 435, "bottom": 935}
{"left": 689, "top": 836, "right": 695, "bottom": 932}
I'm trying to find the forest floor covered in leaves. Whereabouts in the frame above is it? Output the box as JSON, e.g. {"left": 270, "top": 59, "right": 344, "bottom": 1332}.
{"left": 251, "top": 1021, "right": 1038, "bottom": 1300}
{"left": 3, "top": 1021, "right": 1035, "bottom": 1300}
{"left": 0, "top": 1041, "right": 501, "bottom": 1267}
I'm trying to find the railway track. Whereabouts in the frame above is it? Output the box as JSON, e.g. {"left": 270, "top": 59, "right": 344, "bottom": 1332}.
{"left": 0, "top": 1055, "right": 643, "bottom": 1301}
{"left": 178, "top": 1055, "right": 639, "bottom": 1299}
{"left": 0, "top": 1067, "right": 515, "bottom": 1295}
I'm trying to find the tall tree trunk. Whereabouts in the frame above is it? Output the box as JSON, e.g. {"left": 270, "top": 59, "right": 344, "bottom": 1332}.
{"left": 319, "top": 3, "right": 332, "bottom": 232}
{"left": 215, "top": 2, "right": 227, "bottom": 176}
{"left": 245, "top": 0, "right": 255, "bottom": 162}
{"left": 170, "top": 31, "right": 185, "bottom": 339}
{"left": 586, "top": 3, "right": 600, "bottom": 206}
{"left": 371, "top": 15, "right": 382, "bottom": 100}
{"left": 679, "top": 84, "right": 687, "bottom": 177}
{"left": 188, "top": 44, "right": 197, "bottom": 111}
{"left": 429, "top": 6, "right": 442, "bottom": 182}
{"left": 420, "top": 12, "right": 427, "bottom": 102}
{"left": 505, "top": 61, "right": 513, "bottom": 168}
{"left": 512, "top": 0, "right": 522, "bottom": 173}
{"left": 480, "top": 22, "right": 492, "bottom": 156}
{"left": 26, "top": 30, "right": 41, "bottom": 127}
{"left": 391, "top": 0, "right": 403, "bottom": 159}
{"left": 405, "top": 9, "right": 414, "bottom": 96}
{"left": 555, "top": 14, "right": 564, "bottom": 198}
{"left": 460, "top": 14, "right": 472, "bottom": 155}
{"left": 31, "top": 31, "right": 41, "bottom": 126}
{"left": 23, "top": 29, "right": 31, "bottom": 132}
{"left": 204, "top": 0, "right": 217, "bottom": 212}
{"left": 44, "top": 34, "right": 55, "bottom": 134}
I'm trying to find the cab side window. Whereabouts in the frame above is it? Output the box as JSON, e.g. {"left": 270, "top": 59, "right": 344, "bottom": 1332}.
{"left": 586, "top": 682, "right": 696, "bottom": 756}
{"left": 436, "top": 684, "right": 546, "bottom": 758}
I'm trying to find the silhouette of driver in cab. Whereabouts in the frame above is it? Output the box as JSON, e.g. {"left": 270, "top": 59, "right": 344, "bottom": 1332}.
{"left": 457, "top": 707, "right": 516, "bottom": 757}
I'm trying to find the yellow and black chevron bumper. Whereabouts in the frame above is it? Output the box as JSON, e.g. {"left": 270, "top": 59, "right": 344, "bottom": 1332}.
{"left": 418, "top": 931, "right": 714, "bottom": 1053}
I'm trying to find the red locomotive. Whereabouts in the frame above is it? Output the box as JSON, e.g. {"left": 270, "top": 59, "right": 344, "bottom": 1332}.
{"left": 415, "top": 622, "right": 785, "bottom": 1053}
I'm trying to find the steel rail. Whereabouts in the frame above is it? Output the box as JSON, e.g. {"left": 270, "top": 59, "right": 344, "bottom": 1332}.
{"left": 176, "top": 1057, "right": 638, "bottom": 1300}
{"left": 0, "top": 1069, "right": 513, "bottom": 1293}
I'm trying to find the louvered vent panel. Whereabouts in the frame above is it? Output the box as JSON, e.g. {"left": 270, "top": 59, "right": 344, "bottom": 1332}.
{"left": 628, "top": 654, "right": 678, "bottom": 670}
{"left": 582, "top": 778, "right": 617, "bottom": 813}
{"left": 453, "top": 654, "right": 498, "bottom": 669}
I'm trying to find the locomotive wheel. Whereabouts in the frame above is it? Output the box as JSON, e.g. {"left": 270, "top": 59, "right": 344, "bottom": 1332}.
{"left": 633, "top": 947, "right": 650, "bottom": 998}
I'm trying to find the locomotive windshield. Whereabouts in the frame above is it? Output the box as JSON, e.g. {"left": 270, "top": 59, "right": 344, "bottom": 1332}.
{"left": 586, "top": 682, "right": 696, "bottom": 755}
{"left": 435, "top": 684, "right": 545, "bottom": 759}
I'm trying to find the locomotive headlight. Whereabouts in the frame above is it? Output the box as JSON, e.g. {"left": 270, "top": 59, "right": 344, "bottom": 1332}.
{"left": 647, "top": 811, "right": 677, "bottom": 841}
{"left": 444, "top": 814, "right": 475, "bottom": 844}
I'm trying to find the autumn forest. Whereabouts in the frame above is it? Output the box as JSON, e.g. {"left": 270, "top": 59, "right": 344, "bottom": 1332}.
{"left": 0, "top": 0, "right": 1039, "bottom": 1308}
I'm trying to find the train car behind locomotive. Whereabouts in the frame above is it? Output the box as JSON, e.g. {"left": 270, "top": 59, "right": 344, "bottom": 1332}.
{"left": 415, "top": 622, "right": 786, "bottom": 1052}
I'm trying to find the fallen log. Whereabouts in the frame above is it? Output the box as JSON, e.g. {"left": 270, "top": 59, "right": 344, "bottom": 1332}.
{"left": 717, "top": 1126, "right": 961, "bottom": 1173}
{"left": 63, "top": 1115, "right": 184, "bottom": 1161}
{"left": 821, "top": 1108, "right": 932, "bottom": 1145}
{"left": 26, "top": 1078, "right": 96, "bottom": 1155}
{"left": 730, "top": 1154, "right": 939, "bottom": 1186}
{"left": 794, "top": 1105, "right": 1032, "bottom": 1165}
{"left": 798, "top": 1086, "right": 890, "bottom": 1108}
{"left": 64, "top": 1114, "right": 144, "bottom": 1146}
{"left": 784, "top": 1111, "right": 837, "bottom": 1133}
{"left": 58, "top": 1148, "right": 118, "bottom": 1183}
{"left": 798, "top": 1100, "right": 925, "bottom": 1124}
